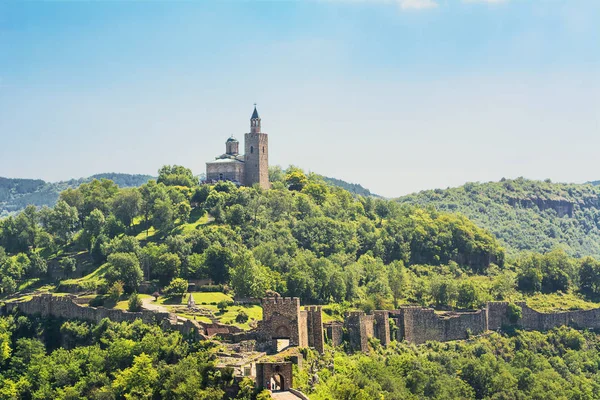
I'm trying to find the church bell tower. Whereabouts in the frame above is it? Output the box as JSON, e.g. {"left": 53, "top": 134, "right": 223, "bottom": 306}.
{"left": 244, "top": 105, "right": 269, "bottom": 189}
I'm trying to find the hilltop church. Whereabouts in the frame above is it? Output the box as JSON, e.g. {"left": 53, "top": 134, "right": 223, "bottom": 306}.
{"left": 205, "top": 106, "right": 270, "bottom": 189}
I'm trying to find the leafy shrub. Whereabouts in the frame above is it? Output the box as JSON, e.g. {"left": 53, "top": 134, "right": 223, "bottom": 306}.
{"left": 128, "top": 292, "right": 143, "bottom": 312}
{"left": 506, "top": 303, "right": 522, "bottom": 324}
{"left": 197, "top": 285, "right": 225, "bottom": 293}
{"left": 217, "top": 300, "right": 233, "bottom": 313}
{"left": 108, "top": 281, "right": 124, "bottom": 302}
{"left": 163, "top": 278, "right": 188, "bottom": 298}
{"left": 89, "top": 296, "right": 105, "bottom": 307}
{"left": 235, "top": 310, "right": 249, "bottom": 323}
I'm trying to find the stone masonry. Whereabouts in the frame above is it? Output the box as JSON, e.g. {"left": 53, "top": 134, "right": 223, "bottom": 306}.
{"left": 9, "top": 294, "right": 600, "bottom": 356}
{"left": 261, "top": 297, "right": 302, "bottom": 347}
{"left": 260, "top": 297, "right": 325, "bottom": 354}
{"left": 256, "top": 362, "right": 293, "bottom": 391}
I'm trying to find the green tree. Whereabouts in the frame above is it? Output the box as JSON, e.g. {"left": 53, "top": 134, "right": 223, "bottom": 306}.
{"left": 41, "top": 200, "right": 79, "bottom": 244}
{"left": 580, "top": 257, "right": 600, "bottom": 298}
{"left": 59, "top": 256, "right": 77, "bottom": 277}
{"left": 112, "top": 353, "right": 158, "bottom": 399}
{"left": 153, "top": 252, "right": 181, "bottom": 284}
{"left": 203, "top": 245, "right": 233, "bottom": 284}
{"left": 230, "top": 251, "right": 272, "bottom": 298}
{"left": 157, "top": 165, "right": 196, "bottom": 187}
{"left": 388, "top": 260, "right": 406, "bottom": 308}
{"left": 0, "top": 317, "right": 12, "bottom": 364}
{"left": 429, "top": 276, "right": 457, "bottom": 307}
{"left": 112, "top": 188, "right": 142, "bottom": 227}
{"left": 106, "top": 253, "right": 143, "bottom": 292}
{"left": 108, "top": 281, "right": 124, "bottom": 302}
{"left": 83, "top": 208, "right": 106, "bottom": 244}
{"left": 127, "top": 292, "right": 143, "bottom": 312}
{"left": 457, "top": 281, "right": 479, "bottom": 309}
{"left": 164, "top": 278, "right": 188, "bottom": 298}
{"left": 285, "top": 170, "right": 308, "bottom": 191}
{"left": 152, "top": 198, "right": 175, "bottom": 232}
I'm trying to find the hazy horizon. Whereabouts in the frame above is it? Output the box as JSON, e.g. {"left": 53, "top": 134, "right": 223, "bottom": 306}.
{"left": 1, "top": 0, "right": 599, "bottom": 198}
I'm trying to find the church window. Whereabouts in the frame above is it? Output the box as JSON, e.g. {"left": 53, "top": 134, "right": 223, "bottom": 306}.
{"left": 251, "top": 146, "right": 254, "bottom": 154}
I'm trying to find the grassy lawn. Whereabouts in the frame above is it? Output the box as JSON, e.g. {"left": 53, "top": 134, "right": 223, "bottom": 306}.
{"left": 18, "top": 278, "right": 40, "bottom": 292}
{"left": 174, "top": 209, "right": 210, "bottom": 234}
{"left": 157, "top": 292, "right": 233, "bottom": 305}
{"left": 134, "top": 208, "right": 210, "bottom": 242}
{"left": 114, "top": 294, "right": 152, "bottom": 310}
{"left": 157, "top": 294, "right": 262, "bottom": 330}
{"left": 61, "top": 263, "right": 109, "bottom": 287}
{"left": 135, "top": 226, "right": 159, "bottom": 241}
{"left": 4, "top": 295, "right": 34, "bottom": 303}
{"left": 523, "top": 292, "right": 599, "bottom": 312}
{"left": 216, "top": 304, "right": 262, "bottom": 330}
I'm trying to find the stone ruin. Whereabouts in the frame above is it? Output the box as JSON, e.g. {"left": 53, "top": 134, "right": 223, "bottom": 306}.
{"left": 7, "top": 294, "right": 600, "bottom": 355}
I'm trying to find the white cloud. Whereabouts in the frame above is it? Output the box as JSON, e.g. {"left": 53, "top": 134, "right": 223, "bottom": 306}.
{"left": 398, "top": 0, "right": 438, "bottom": 9}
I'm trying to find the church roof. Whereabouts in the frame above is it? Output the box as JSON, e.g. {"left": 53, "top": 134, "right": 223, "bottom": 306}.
{"left": 206, "top": 157, "right": 244, "bottom": 165}
{"left": 251, "top": 106, "right": 260, "bottom": 120}
{"left": 226, "top": 136, "right": 238, "bottom": 143}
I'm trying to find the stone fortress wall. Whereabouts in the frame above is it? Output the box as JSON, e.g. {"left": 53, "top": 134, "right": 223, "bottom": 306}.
{"left": 345, "top": 301, "right": 600, "bottom": 349}
{"left": 4, "top": 294, "right": 172, "bottom": 325}
{"left": 7, "top": 294, "right": 600, "bottom": 353}
{"left": 1, "top": 294, "right": 246, "bottom": 340}
{"left": 486, "top": 301, "right": 600, "bottom": 332}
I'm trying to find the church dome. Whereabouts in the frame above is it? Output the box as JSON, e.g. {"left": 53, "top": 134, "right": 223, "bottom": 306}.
{"left": 226, "top": 136, "right": 238, "bottom": 143}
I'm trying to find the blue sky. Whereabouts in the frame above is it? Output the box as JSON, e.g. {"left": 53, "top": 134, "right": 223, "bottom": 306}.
{"left": 0, "top": 0, "right": 598, "bottom": 197}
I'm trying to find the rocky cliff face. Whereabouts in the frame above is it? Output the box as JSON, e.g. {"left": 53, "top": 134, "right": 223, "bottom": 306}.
{"left": 507, "top": 197, "right": 575, "bottom": 217}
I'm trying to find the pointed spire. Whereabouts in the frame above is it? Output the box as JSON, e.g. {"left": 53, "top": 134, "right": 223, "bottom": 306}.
{"left": 251, "top": 104, "right": 260, "bottom": 120}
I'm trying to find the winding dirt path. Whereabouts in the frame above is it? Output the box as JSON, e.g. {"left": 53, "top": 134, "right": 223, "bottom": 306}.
{"left": 141, "top": 297, "right": 169, "bottom": 313}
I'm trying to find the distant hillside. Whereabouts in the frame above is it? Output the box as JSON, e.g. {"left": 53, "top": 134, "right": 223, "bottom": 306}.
{"left": 397, "top": 178, "right": 600, "bottom": 258}
{"left": 0, "top": 171, "right": 377, "bottom": 216}
{"left": 320, "top": 176, "right": 380, "bottom": 198}
{"left": 0, "top": 173, "right": 154, "bottom": 217}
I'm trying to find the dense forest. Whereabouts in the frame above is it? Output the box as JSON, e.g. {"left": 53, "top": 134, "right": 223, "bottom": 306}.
{"left": 303, "top": 327, "right": 600, "bottom": 399}
{"left": 0, "top": 313, "right": 270, "bottom": 399}
{"left": 398, "top": 178, "right": 600, "bottom": 258}
{"left": 4, "top": 167, "right": 600, "bottom": 398}
{"left": 0, "top": 165, "right": 511, "bottom": 310}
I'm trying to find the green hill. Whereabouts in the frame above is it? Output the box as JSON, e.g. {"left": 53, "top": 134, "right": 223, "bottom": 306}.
{"left": 397, "top": 178, "right": 600, "bottom": 258}
{"left": 0, "top": 172, "right": 376, "bottom": 217}
{"left": 320, "top": 176, "right": 380, "bottom": 198}
{"left": 0, "top": 173, "right": 154, "bottom": 217}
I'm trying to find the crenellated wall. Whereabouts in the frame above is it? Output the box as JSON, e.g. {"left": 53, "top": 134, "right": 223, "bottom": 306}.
{"left": 10, "top": 295, "right": 600, "bottom": 353}
{"left": 261, "top": 297, "right": 301, "bottom": 347}
{"left": 324, "top": 321, "right": 344, "bottom": 347}
{"left": 344, "top": 311, "right": 374, "bottom": 352}
{"left": 306, "top": 306, "right": 325, "bottom": 354}
{"left": 374, "top": 310, "right": 391, "bottom": 346}
{"left": 4, "top": 294, "right": 172, "bottom": 325}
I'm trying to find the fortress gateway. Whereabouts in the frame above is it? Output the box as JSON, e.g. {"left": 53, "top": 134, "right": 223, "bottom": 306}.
{"left": 205, "top": 106, "right": 270, "bottom": 189}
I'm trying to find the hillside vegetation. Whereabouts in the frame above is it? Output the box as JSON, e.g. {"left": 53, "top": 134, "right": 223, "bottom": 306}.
{"left": 4, "top": 167, "right": 600, "bottom": 399}
{"left": 398, "top": 178, "right": 600, "bottom": 258}
{"left": 5, "top": 166, "right": 600, "bottom": 316}
{"left": 0, "top": 174, "right": 154, "bottom": 217}
{"left": 0, "top": 170, "right": 378, "bottom": 217}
